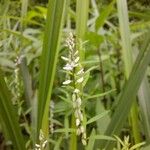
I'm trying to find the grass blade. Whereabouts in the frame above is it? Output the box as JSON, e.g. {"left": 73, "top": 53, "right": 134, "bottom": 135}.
{"left": 117, "top": 0, "right": 141, "bottom": 144}
{"left": 0, "top": 70, "right": 26, "bottom": 150}
{"left": 138, "top": 76, "right": 150, "bottom": 143}
{"left": 86, "top": 110, "right": 110, "bottom": 125}
{"left": 102, "top": 32, "right": 150, "bottom": 149}
{"left": 76, "top": 0, "right": 89, "bottom": 61}
{"left": 37, "top": 0, "right": 66, "bottom": 137}
{"left": 95, "top": 0, "right": 116, "bottom": 31}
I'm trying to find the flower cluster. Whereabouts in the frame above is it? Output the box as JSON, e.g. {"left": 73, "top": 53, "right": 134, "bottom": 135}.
{"left": 62, "top": 32, "right": 86, "bottom": 145}
{"left": 49, "top": 100, "right": 54, "bottom": 134}
{"left": 14, "top": 56, "right": 22, "bottom": 100}
{"left": 35, "top": 130, "right": 47, "bottom": 150}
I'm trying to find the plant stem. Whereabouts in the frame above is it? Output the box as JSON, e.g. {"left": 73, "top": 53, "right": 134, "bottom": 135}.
{"left": 70, "top": 115, "right": 77, "bottom": 150}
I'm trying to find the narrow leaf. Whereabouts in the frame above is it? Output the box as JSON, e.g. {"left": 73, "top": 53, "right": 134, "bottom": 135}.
{"left": 0, "top": 70, "right": 26, "bottom": 150}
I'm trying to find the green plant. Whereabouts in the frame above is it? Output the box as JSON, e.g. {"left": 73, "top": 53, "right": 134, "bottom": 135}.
{"left": 0, "top": 0, "right": 150, "bottom": 150}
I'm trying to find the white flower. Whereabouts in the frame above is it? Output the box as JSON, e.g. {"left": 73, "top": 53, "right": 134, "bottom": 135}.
{"left": 35, "top": 144, "right": 40, "bottom": 148}
{"left": 61, "top": 56, "right": 69, "bottom": 61}
{"left": 75, "top": 109, "right": 82, "bottom": 118}
{"left": 82, "top": 139, "right": 87, "bottom": 146}
{"left": 80, "top": 126, "right": 85, "bottom": 133}
{"left": 63, "top": 80, "right": 72, "bottom": 85}
{"left": 63, "top": 64, "right": 73, "bottom": 71}
{"left": 74, "top": 57, "right": 80, "bottom": 63}
{"left": 74, "top": 89, "right": 80, "bottom": 94}
{"left": 76, "top": 97, "right": 82, "bottom": 107}
{"left": 77, "top": 77, "right": 84, "bottom": 83}
{"left": 42, "top": 140, "right": 48, "bottom": 148}
{"left": 83, "top": 133, "right": 86, "bottom": 139}
{"left": 76, "top": 118, "right": 80, "bottom": 126}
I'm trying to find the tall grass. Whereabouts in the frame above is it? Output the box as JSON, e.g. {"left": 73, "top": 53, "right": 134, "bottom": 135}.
{"left": 0, "top": 0, "right": 150, "bottom": 150}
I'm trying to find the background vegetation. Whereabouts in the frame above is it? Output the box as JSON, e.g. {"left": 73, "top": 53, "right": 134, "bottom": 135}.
{"left": 0, "top": 0, "right": 150, "bottom": 149}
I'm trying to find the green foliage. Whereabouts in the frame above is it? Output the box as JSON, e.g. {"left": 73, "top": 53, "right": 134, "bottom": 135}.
{"left": 0, "top": 0, "right": 150, "bottom": 150}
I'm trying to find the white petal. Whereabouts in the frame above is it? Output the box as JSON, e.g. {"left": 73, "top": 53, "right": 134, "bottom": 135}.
{"left": 80, "top": 126, "right": 85, "bottom": 133}
{"left": 35, "top": 144, "right": 40, "bottom": 148}
{"left": 82, "top": 139, "right": 87, "bottom": 145}
{"left": 63, "top": 64, "right": 73, "bottom": 71}
{"left": 76, "top": 118, "right": 80, "bottom": 126}
{"left": 74, "top": 89, "right": 80, "bottom": 94}
{"left": 74, "top": 57, "right": 80, "bottom": 63}
{"left": 61, "top": 56, "right": 69, "bottom": 61}
{"left": 76, "top": 97, "right": 82, "bottom": 107}
{"left": 77, "top": 77, "right": 83, "bottom": 83}
{"left": 42, "top": 140, "right": 48, "bottom": 148}
{"left": 63, "top": 80, "right": 72, "bottom": 85}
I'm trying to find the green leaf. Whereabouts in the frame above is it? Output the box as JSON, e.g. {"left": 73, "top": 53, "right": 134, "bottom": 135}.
{"left": 130, "top": 142, "right": 145, "bottom": 150}
{"left": 0, "top": 70, "right": 26, "bottom": 150}
{"left": 85, "top": 89, "right": 116, "bottom": 100}
{"left": 138, "top": 76, "right": 150, "bottom": 143}
{"left": 95, "top": 0, "right": 116, "bottom": 31}
{"left": 86, "top": 110, "right": 110, "bottom": 125}
{"left": 102, "top": 31, "right": 150, "bottom": 149}
{"left": 87, "top": 129, "right": 96, "bottom": 150}
{"left": 37, "top": 0, "right": 66, "bottom": 137}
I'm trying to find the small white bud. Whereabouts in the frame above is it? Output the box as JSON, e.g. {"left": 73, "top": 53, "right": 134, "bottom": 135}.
{"left": 74, "top": 57, "right": 80, "bottom": 63}
{"left": 76, "top": 97, "right": 82, "bottom": 107}
{"left": 80, "top": 126, "right": 85, "bottom": 133}
{"left": 76, "top": 118, "right": 80, "bottom": 126}
{"left": 75, "top": 109, "right": 82, "bottom": 118}
{"left": 35, "top": 144, "right": 40, "bottom": 148}
{"left": 63, "top": 64, "right": 73, "bottom": 71}
{"left": 82, "top": 139, "right": 87, "bottom": 145}
{"left": 83, "top": 133, "right": 86, "bottom": 139}
{"left": 77, "top": 77, "right": 84, "bottom": 83}
{"left": 61, "top": 56, "right": 69, "bottom": 61}
{"left": 74, "top": 89, "right": 80, "bottom": 94}
{"left": 63, "top": 80, "right": 72, "bottom": 85}
{"left": 42, "top": 140, "right": 48, "bottom": 148}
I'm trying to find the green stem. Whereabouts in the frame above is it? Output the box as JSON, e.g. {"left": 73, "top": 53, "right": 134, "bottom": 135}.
{"left": 130, "top": 101, "right": 141, "bottom": 144}
{"left": 70, "top": 115, "right": 77, "bottom": 150}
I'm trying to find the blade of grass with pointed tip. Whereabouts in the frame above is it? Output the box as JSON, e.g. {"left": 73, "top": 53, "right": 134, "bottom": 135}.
{"left": 76, "top": 0, "right": 89, "bottom": 60}
{"left": 86, "top": 110, "right": 110, "bottom": 125}
{"left": 117, "top": 0, "right": 141, "bottom": 144}
{"left": 37, "top": 0, "right": 66, "bottom": 138}
{"left": 95, "top": 0, "right": 116, "bottom": 31}
{"left": 102, "top": 32, "right": 150, "bottom": 149}
{"left": 0, "top": 70, "right": 26, "bottom": 150}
